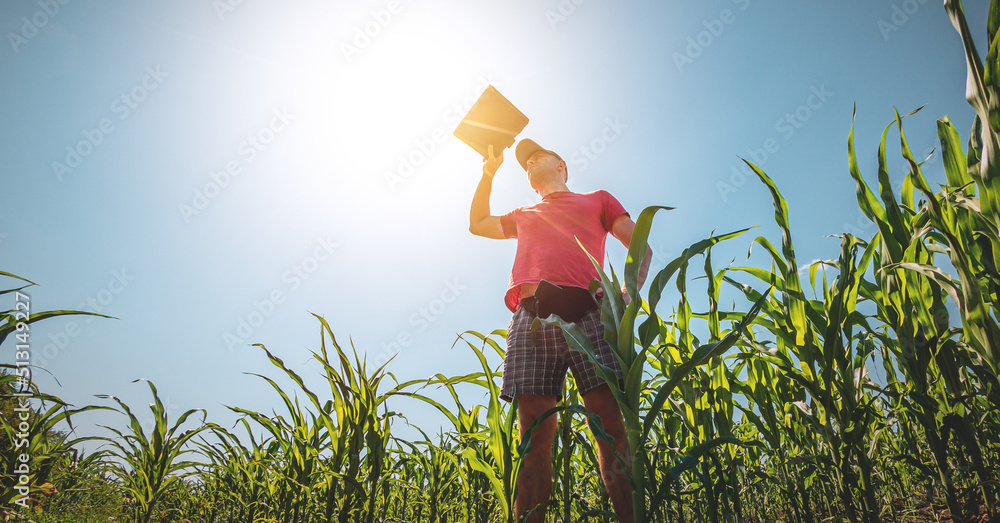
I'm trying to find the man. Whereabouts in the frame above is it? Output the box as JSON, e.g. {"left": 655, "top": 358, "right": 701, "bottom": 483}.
{"left": 468, "top": 139, "right": 649, "bottom": 523}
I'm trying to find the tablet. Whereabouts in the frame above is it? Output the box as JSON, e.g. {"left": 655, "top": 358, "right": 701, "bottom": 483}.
{"left": 453, "top": 85, "right": 529, "bottom": 159}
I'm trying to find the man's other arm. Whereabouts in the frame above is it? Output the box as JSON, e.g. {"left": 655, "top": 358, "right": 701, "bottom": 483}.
{"left": 611, "top": 214, "right": 652, "bottom": 295}
{"left": 469, "top": 145, "right": 506, "bottom": 240}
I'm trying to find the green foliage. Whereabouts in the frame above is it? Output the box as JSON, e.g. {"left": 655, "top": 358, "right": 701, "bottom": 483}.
{"left": 96, "top": 379, "right": 209, "bottom": 523}
{"left": 0, "top": 271, "right": 112, "bottom": 512}
{"left": 26, "top": 448, "right": 123, "bottom": 523}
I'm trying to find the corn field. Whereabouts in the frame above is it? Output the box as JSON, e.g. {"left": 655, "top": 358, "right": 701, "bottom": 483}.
{"left": 4, "top": 2, "right": 1000, "bottom": 522}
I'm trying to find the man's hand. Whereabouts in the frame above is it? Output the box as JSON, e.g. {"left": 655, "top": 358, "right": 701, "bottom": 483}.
{"left": 483, "top": 144, "right": 503, "bottom": 178}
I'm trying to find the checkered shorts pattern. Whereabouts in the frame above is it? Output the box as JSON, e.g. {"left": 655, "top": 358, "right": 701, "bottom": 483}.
{"left": 500, "top": 303, "right": 624, "bottom": 402}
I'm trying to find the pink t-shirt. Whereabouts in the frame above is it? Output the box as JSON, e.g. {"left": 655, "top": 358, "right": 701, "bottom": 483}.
{"left": 499, "top": 190, "right": 628, "bottom": 312}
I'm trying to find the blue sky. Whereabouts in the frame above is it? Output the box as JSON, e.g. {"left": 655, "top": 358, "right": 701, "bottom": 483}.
{"left": 1, "top": 0, "right": 992, "bottom": 443}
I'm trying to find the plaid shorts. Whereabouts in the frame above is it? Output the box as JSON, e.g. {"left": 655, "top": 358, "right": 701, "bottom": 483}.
{"left": 500, "top": 302, "right": 624, "bottom": 402}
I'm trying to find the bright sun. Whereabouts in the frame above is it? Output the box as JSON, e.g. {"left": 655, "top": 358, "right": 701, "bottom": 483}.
{"left": 317, "top": 15, "right": 486, "bottom": 187}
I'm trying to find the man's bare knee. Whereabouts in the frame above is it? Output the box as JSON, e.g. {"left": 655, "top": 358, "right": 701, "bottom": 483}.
{"left": 581, "top": 386, "right": 626, "bottom": 431}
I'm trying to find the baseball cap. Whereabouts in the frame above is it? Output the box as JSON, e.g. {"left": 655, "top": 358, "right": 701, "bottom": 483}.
{"left": 515, "top": 139, "right": 566, "bottom": 172}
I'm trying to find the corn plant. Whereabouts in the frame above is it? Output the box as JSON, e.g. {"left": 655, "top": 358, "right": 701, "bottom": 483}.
{"left": 389, "top": 429, "right": 463, "bottom": 522}
{"left": 529, "top": 202, "right": 770, "bottom": 523}
{"left": 719, "top": 159, "right": 888, "bottom": 523}
{"left": 96, "top": 379, "right": 208, "bottom": 523}
{"left": 225, "top": 313, "right": 427, "bottom": 522}
{"left": 394, "top": 356, "right": 509, "bottom": 522}
{"left": 0, "top": 270, "right": 111, "bottom": 510}
{"left": 836, "top": 2, "right": 1000, "bottom": 512}
{"left": 196, "top": 417, "right": 277, "bottom": 522}
{"left": 0, "top": 371, "right": 110, "bottom": 511}
{"left": 409, "top": 329, "right": 519, "bottom": 523}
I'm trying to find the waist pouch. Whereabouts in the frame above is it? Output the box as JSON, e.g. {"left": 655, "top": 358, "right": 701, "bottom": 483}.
{"left": 521, "top": 280, "right": 598, "bottom": 323}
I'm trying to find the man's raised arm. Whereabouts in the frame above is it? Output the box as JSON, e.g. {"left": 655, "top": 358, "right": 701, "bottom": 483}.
{"left": 469, "top": 145, "right": 506, "bottom": 240}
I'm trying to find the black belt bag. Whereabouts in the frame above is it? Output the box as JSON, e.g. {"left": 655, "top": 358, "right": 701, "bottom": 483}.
{"left": 521, "top": 280, "right": 598, "bottom": 323}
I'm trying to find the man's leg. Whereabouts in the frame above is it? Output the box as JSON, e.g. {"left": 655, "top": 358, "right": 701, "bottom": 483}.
{"left": 514, "top": 393, "right": 559, "bottom": 523}
{"left": 582, "top": 384, "right": 634, "bottom": 523}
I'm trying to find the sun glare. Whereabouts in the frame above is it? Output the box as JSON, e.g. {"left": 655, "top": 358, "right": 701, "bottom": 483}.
{"left": 318, "top": 17, "right": 483, "bottom": 180}
{"left": 259, "top": 10, "right": 496, "bottom": 263}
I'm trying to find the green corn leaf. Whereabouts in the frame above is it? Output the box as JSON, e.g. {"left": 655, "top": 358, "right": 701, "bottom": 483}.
{"left": 939, "top": 116, "right": 974, "bottom": 194}
{"left": 642, "top": 288, "right": 770, "bottom": 441}
{"left": 744, "top": 160, "right": 808, "bottom": 348}
{"left": 849, "top": 107, "right": 890, "bottom": 230}
{"left": 647, "top": 228, "right": 752, "bottom": 314}
{"left": 624, "top": 205, "right": 673, "bottom": 299}
{"left": 0, "top": 309, "right": 115, "bottom": 347}
{"left": 945, "top": 0, "right": 991, "bottom": 124}
{"left": 669, "top": 435, "right": 761, "bottom": 481}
